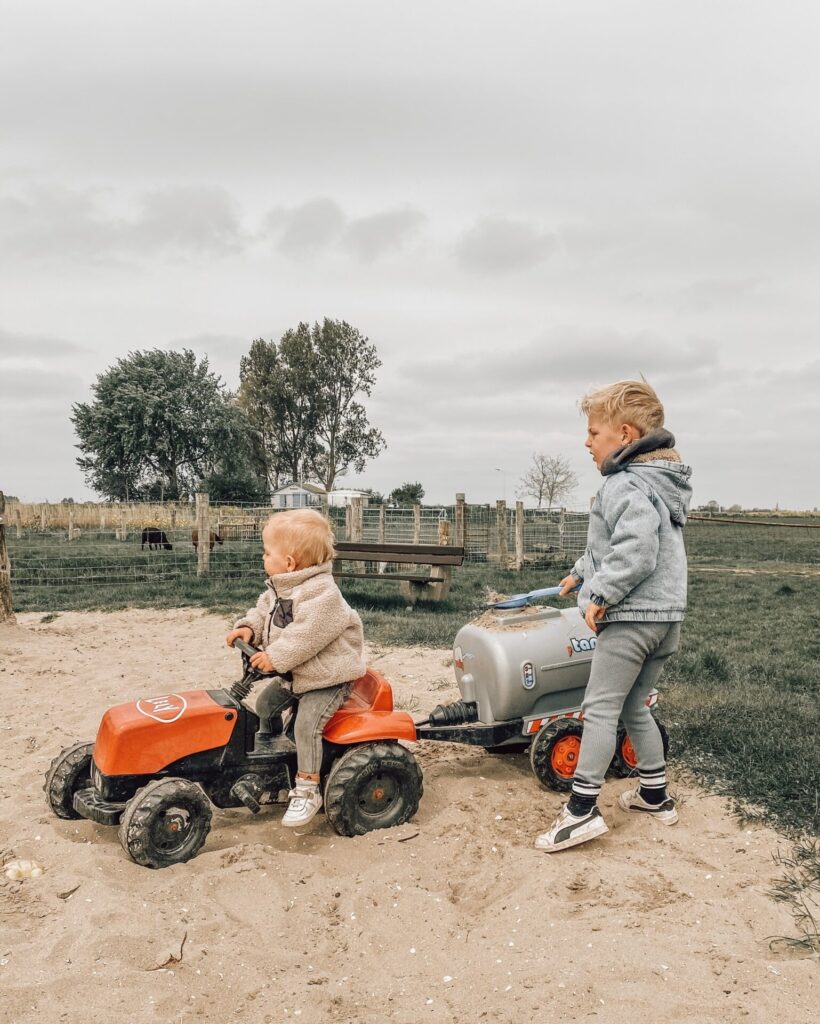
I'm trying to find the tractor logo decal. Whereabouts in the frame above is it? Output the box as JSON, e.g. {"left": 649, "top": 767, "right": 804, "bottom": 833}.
{"left": 567, "top": 637, "right": 597, "bottom": 656}
{"left": 136, "top": 694, "right": 188, "bottom": 723}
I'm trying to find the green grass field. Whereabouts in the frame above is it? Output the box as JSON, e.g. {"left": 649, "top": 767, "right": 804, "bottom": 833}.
{"left": 7, "top": 536, "right": 819, "bottom": 840}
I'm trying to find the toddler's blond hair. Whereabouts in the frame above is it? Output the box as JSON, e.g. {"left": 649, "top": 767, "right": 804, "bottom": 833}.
{"left": 264, "top": 509, "right": 336, "bottom": 568}
{"left": 580, "top": 379, "right": 664, "bottom": 436}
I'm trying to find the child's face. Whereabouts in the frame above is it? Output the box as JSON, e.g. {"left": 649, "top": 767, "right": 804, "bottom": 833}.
{"left": 262, "top": 526, "right": 296, "bottom": 577}
{"left": 585, "top": 416, "right": 641, "bottom": 471}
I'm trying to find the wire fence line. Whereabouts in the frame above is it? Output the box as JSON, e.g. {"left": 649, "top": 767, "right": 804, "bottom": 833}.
{"left": 3, "top": 496, "right": 818, "bottom": 592}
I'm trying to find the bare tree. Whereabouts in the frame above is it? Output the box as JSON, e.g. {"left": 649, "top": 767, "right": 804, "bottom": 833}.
{"left": 519, "top": 453, "right": 578, "bottom": 508}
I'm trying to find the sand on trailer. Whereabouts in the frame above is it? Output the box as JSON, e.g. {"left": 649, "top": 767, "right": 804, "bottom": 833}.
{"left": 0, "top": 609, "right": 815, "bottom": 1024}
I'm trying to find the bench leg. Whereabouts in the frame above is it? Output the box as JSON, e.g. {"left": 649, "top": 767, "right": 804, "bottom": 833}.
{"left": 400, "top": 565, "right": 452, "bottom": 605}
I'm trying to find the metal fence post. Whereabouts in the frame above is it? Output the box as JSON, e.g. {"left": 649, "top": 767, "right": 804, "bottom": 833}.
{"left": 196, "top": 492, "right": 210, "bottom": 576}
{"left": 0, "top": 493, "right": 15, "bottom": 623}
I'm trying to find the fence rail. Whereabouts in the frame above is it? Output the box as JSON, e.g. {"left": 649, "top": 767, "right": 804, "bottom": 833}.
{"left": 2, "top": 496, "right": 818, "bottom": 595}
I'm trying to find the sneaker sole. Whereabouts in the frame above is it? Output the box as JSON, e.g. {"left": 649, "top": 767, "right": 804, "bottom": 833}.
{"left": 617, "top": 793, "right": 679, "bottom": 825}
{"left": 534, "top": 818, "right": 609, "bottom": 852}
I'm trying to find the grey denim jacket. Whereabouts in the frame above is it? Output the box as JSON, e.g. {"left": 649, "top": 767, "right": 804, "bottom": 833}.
{"left": 571, "top": 434, "right": 692, "bottom": 622}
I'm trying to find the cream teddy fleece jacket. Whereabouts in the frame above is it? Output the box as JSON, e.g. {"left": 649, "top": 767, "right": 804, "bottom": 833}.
{"left": 233, "top": 561, "right": 366, "bottom": 694}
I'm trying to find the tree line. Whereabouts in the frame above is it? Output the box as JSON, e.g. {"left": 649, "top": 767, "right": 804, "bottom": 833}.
{"left": 71, "top": 319, "right": 386, "bottom": 503}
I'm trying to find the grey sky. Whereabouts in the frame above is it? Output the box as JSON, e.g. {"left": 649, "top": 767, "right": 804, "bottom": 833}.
{"left": 1, "top": 1, "right": 818, "bottom": 508}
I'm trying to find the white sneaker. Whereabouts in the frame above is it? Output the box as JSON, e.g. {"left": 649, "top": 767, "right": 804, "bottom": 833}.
{"left": 618, "top": 788, "right": 679, "bottom": 825}
{"left": 281, "top": 784, "right": 322, "bottom": 827}
{"left": 534, "top": 805, "right": 609, "bottom": 852}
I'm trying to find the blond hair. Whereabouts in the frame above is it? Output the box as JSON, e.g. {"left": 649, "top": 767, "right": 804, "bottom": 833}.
{"left": 580, "top": 379, "right": 664, "bottom": 435}
{"left": 263, "top": 509, "right": 336, "bottom": 568}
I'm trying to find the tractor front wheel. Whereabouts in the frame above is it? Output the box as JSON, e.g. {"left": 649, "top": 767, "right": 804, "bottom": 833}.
{"left": 530, "top": 719, "right": 584, "bottom": 792}
{"left": 44, "top": 742, "right": 94, "bottom": 819}
{"left": 324, "top": 742, "right": 423, "bottom": 837}
{"left": 118, "top": 778, "right": 213, "bottom": 868}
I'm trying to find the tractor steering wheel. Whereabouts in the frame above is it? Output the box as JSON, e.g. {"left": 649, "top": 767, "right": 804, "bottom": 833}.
{"left": 232, "top": 638, "right": 293, "bottom": 683}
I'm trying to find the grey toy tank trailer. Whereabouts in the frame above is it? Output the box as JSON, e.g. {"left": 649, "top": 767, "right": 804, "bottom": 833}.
{"left": 415, "top": 597, "right": 669, "bottom": 790}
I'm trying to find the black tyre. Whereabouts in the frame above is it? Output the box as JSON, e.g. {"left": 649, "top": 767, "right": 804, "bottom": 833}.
{"left": 44, "top": 742, "right": 94, "bottom": 819}
{"left": 118, "top": 778, "right": 213, "bottom": 868}
{"left": 610, "top": 717, "right": 670, "bottom": 778}
{"left": 530, "top": 718, "right": 584, "bottom": 792}
{"left": 324, "top": 742, "right": 423, "bottom": 837}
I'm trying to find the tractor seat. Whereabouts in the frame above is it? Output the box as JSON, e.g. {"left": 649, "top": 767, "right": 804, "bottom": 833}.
{"left": 339, "top": 669, "right": 394, "bottom": 714}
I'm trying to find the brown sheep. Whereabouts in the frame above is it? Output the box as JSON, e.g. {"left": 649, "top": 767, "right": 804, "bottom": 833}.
{"left": 192, "top": 529, "right": 223, "bottom": 552}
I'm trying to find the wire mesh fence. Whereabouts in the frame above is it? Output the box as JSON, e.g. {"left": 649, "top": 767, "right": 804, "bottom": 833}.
{"left": 3, "top": 497, "right": 818, "bottom": 596}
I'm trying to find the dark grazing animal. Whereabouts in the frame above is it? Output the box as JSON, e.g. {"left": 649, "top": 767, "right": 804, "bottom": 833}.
{"left": 192, "top": 529, "right": 223, "bottom": 552}
{"left": 141, "top": 527, "right": 173, "bottom": 551}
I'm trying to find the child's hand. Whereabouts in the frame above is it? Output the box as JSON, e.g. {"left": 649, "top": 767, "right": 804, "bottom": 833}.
{"left": 250, "top": 650, "right": 275, "bottom": 673}
{"left": 559, "top": 575, "right": 579, "bottom": 596}
{"left": 584, "top": 603, "right": 607, "bottom": 633}
{"left": 226, "top": 627, "right": 253, "bottom": 648}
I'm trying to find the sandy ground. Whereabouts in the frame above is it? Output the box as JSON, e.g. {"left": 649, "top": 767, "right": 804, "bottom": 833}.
{"left": 0, "top": 609, "right": 815, "bottom": 1024}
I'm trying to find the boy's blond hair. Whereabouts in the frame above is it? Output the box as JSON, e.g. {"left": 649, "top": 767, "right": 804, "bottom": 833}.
{"left": 580, "top": 379, "right": 664, "bottom": 436}
{"left": 264, "top": 509, "right": 336, "bottom": 568}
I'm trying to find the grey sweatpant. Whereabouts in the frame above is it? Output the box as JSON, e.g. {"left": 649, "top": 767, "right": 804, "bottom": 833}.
{"left": 572, "top": 620, "right": 681, "bottom": 798}
{"left": 294, "top": 683, "right": 351, "bottom": 775}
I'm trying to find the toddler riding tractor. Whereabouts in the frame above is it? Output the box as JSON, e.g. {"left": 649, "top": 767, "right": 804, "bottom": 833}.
{"left": 44, "top": 640, "right": 421, "bottom": 868}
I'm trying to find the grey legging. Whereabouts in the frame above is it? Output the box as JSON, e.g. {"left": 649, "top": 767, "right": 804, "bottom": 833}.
{"left": 294, "top": 683, "right": 351, "bottom": 775}
{"left": 572, "top": 620, "right": 681, "bottom": 795}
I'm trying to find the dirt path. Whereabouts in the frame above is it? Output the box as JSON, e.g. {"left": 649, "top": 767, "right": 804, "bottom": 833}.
{"left": 0, "top": 610, "right": 815, "bottom": 1024}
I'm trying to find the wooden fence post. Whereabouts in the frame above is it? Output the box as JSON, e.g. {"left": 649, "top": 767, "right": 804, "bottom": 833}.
{"left": 68, "top": 507, "right": 75, "bottom": 541}
{"left": 119, "top": 508, "right": 128, "bottom": 541}
{"left": 0, "top": 492, "right": 15, "bottom": 623}
{"left": 496, "top": 500, "right": 508, "bottom": 568}
{"left": 378, "top": 504, "right": 386, "bottom": 543}
{"left": 558, "top": 507, "right": 566, "bottom": 557}
{"left": 99, "top": 506, "right": 106, "bottom": 532}
{"left": 40, "top": 504, "right": 47, "bottom": 532}
{"left": 412, "top": 504, "right": 421, "bottom": 544}
{"left": 196, "top": 492, "right": 210, "bottom": 576}
{"left": 454, "top": 493, "right": 465, "bottom": 555}
{"left": 15, "top": 508, "right": 22, "bottom": 539}
{"left": 515, "top": 501, "right": 524, "bottom": 571}
{"left": 350, "top": 497, "right": 364, "bottom": 574}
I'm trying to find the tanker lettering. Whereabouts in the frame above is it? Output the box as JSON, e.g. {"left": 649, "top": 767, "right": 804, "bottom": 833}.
{"left": 567, "top": 637, "right": 597, "bottom": 656}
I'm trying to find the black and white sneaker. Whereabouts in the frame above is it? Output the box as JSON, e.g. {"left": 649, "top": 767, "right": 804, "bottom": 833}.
{"left": 534, "top": 804, "right": 609, "bottom": 852}
{"left": 618, "top": 788, "right": 679, "bottom": 825}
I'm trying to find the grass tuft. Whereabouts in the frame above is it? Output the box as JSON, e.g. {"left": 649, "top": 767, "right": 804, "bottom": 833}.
{"left": 767, "top": 839, "right": 820, "bottom": 955}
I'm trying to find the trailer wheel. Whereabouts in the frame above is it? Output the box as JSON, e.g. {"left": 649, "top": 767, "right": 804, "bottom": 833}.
{"left": 610, "top": 718, "right": 670, "bottom": 778}
{"left": 530, "top": 719, "right": 583, "bottom": 792}
{"left": 119, "top": 778, "right": 212, "bottom": 868}
{"left": 44, "top": 742, "right": 94, "bottom": 819}
{"left": 324, "top": 742, "right": 423, "bottom": 837}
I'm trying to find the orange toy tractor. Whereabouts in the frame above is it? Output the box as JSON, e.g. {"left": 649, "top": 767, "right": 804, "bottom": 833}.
{"left": 44, "top": 641, "right": 422, "bottom": 868}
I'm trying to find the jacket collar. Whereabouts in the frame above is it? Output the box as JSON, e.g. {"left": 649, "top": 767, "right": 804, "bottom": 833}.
{"left": 601, "top": 428, "right": 677, "bottom": 476}
{"left": 265, "top": 560, "right": 334, "bottom": 595}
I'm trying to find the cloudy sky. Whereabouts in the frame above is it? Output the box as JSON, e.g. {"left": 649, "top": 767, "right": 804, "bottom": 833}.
{"left": 1, "top": 1, "right": 818, "bottom": 509}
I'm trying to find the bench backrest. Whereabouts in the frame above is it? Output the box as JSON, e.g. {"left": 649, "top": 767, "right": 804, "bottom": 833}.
{"left": 334, "top": 541, "right": 464, "bottom": 566}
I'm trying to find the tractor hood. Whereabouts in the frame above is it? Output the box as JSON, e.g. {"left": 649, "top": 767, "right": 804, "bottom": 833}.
{"left": 93, "top": 690, "right": 237, "bottom": 776}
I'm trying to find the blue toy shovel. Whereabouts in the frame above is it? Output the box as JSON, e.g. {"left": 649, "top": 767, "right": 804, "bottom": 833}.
{"left": 486, "top": 582, "right": 580, "bottom": 610}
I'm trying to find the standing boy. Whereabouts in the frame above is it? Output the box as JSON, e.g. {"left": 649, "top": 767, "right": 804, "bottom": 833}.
{"left": 536, "top": 379, "right": 692, "bottom": 852}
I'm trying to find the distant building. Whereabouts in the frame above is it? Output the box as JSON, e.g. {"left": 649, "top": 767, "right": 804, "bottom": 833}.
{"left": 270, "top": 483, "right": 371, "bottom": 510}
{"left": 326, "top": 488, "right": 370, "bottom": 508}
{"left": 270, "top": 482, "right": 325, "bottom": 510}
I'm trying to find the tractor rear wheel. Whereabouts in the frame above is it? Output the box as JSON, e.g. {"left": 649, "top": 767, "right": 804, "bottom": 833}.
{"left": 119, "top": 778, "right": 212, "bottom": 868}
{"left": 610, "top": 718, "right": 670, "bottom": 778}
{"left": 44, "top": 742, "right": 94, "bottom": 819}
{"left": 324, "top": 742, "right": 423, "bottom": 837}
{"left": 530, "top": 719, "right": 583, "bottom": 792}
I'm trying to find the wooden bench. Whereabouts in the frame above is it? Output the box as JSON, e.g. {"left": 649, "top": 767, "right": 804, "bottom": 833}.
{"left": 333, "top": 542, "right": 465, "bottom": 605}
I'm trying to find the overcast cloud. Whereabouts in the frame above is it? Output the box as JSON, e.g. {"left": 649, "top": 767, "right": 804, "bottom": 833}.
{"left": 1, "top": 1, "right": 818, "bottom": 508}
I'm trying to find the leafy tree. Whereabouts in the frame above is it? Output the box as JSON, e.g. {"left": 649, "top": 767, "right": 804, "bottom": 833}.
{"left": 72, "top": 349, "right": 240, "bottom": 501}
{"left": 238, "top": 331, "right": 318, "bottom": 490}
{"left": 518, "top": 453, "right": 577, "bottom": 508}
{"left": 238, "top": 319, "right": 386, "bottom": 494}
{"left": 362, "top": 487, "right": 386, "bottom": 505}
{"left": 390, "top": 481, "right": 425, "bottom": 506}
{"left": 309, "top": 319, "right": 386, "bottom": 492}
